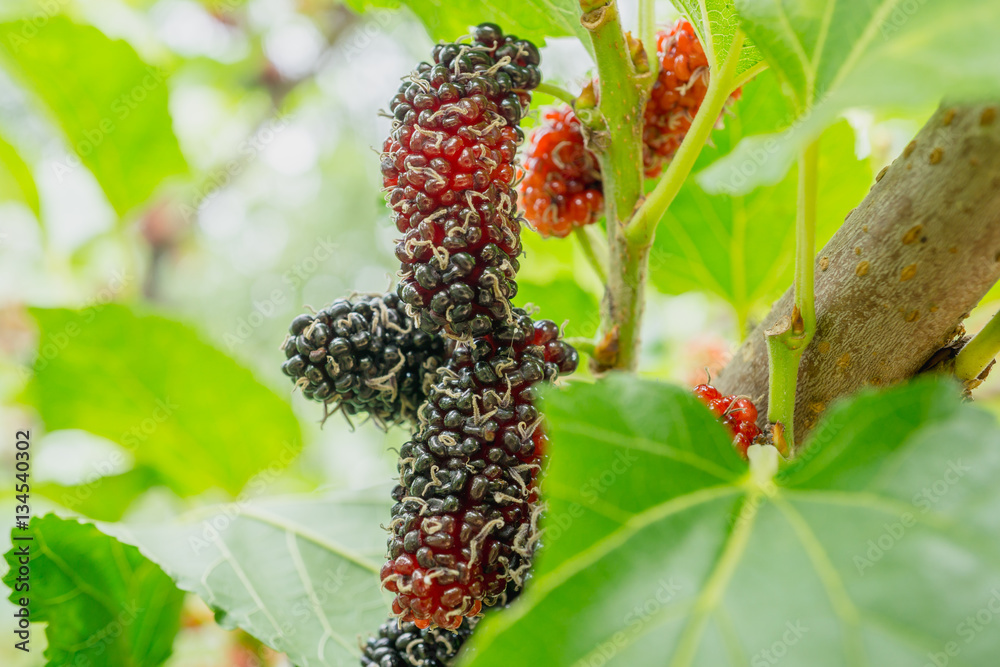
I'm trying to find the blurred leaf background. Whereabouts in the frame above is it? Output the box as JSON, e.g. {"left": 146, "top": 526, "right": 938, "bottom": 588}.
{"left": 0, "top": 0, "right": 997, "bottom": 665}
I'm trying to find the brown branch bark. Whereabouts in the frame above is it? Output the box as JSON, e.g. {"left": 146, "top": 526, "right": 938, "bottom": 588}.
{"left": 715, "top": 103, "right": 1000, "bottom": 441}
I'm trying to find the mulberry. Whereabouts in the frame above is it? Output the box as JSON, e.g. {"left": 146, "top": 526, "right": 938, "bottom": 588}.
{"left": 693, "top": 384, "right": 761, "bottom": 457}
{"left": 381, "top": 23, "right": 541, "bottom": 339}
{"left": 360, "top": 583, "right": 520, "bottom": 667}
{"left": 360, "top": 617, "right": 474, "bottom": 667}
{"left": 642, "top": 19, "right": 742, "bottom": 177}
{"left": 518, "top": 106, "right": 604, "bottom": 238}
{"left": 381, "top": 310, "right": 577, "bottom": 629}
{"left": 280, "top": 293, "right": 445, "bottom": 426}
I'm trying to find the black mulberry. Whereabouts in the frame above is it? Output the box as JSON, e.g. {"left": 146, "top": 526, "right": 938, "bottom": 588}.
{"left": 381, "top": 310, "right": 577, "bottom": 629}
{"left": 280, "top": 293, "right": 445, "bottom": 426}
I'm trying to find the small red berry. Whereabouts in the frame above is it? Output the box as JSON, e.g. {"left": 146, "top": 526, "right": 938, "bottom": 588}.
{"left": 707, "top": 397, "right": 731, "bottom": 417}
{"left": 729, "top": 398, "right": 757, "bottom": 424}
{"left": 693, "top": 383, "right": 721, "bottom": 402}
{"left": 518, "top": 106, "right": 604, "bottom": 238}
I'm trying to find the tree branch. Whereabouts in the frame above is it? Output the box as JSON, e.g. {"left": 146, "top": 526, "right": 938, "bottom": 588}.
{"left": 715, "top": 103, "right": 1000, "bottom": 442}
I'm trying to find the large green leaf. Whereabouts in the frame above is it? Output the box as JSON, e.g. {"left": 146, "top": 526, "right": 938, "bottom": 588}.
{"left": 344, "top": 0, "right": 585, "bottom": 45}
{"left": 24, "top": 305, "right": 302, "bottom": 498}
{"left": 0, "top": 18, "right": 187, "bottom": 216}
{"left": 0, "top": 134, "right": 39, "bottom": 217}
{"left": 649, "top": 71, "right": 871, "bottom": 323}
{"left": 669, "top": 0, "right": 762, "bottom": 75}
{"left": 37, "top": 467, "right": 163, "bottom": 522}
{"left": 3, "top": 515, "right": 184, "bottom": 667}
{"left": 700, "top": 0, "right": 1000, "bottom": 193}
{"left": 106, "top": 492, "right": 392, "bottom": 667}
{"left": 461, "top": 377, "right": 1000, "bottom": 666}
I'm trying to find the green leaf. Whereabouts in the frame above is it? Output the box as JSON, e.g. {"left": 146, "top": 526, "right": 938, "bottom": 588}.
{"left": 25, "top": 305, "right": 302, "bottom": 497}
{"left": 669, "top": 0, "right": 762, "bottom": 75}
{"left": 517, "top": 276, "right": 600, "bottom": 338}
{"left": 462, "top": 376, "right": 1000, "bottom": 666}
{"left": 0, "top": 18, "right": 187, "bottom": 216}
{"left": 700, "top": 0, "right": 1000, "bottom": 193}
{"left": 0, "top": 133, "right": 39, "bottom": 217}
{"left": 3, "top": 514, "right": 184, "bottom": 667}
{"left": 106, "top": 492, "right": 393, "bottom": 667}
{"left": 37, "top": 468, "right": 163, "bottom": 522}
{"left": 345, "top": 0, "right": 585, "bottom": 45}
{"left": 649, "top": 71, "right": 871, "bottom": 322}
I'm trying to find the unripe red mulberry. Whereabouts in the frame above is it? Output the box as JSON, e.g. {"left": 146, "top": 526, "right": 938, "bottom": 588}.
{"left": 280, "top": 293, "right": 445, "bottom": 426}
{"left": 382, "top": 310, "right": 577, "bottom": 629}
{"left": 642, "top": 19, "right": 742, "bottom": 177}
{"left": 693, "top": 383, "right": 761, "bottom": 456}
{"left": 382, "top": 24, "right": 542, "bottom": 339}
{"left": 518, "top": 106, "right": 603, "bottom": 238}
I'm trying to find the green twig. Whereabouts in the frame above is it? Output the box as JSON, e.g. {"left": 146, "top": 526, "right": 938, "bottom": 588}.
{"left": 638, "top": 0, "right": 657, "bottom": 72}
{"left": 574, "top": 226, "right": 608, "bottom": 283}
{"left": 534, "top": 82, "right": 578, "bottom": 106}
{"left": 625, "top": 31, "right": 745, "bottom": 248}
{"left": 765, "top": 140, "right": 819, "bottom": 448}
{"left": 955, "top": 310, "right": 1000, "bottom": 382}
{"left": 579, "top": 0, "right": 651, "bottom": 371}
{"left": 566, "top": 336, "right": 597, "bottom": 358}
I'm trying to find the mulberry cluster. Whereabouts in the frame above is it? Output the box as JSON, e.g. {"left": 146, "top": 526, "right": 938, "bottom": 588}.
{"left": 381, "top": 310, "right": 578, "bottom": 630}
{"left": 361, "top": 582, "right": 520, "bottom": 667}
{"left": 280, "top": 294, "right": 445, "bottom": 426}
{"left": 693, "top": 384, "right": 761, "bottom": 457}
{"left": 642, "top": 19, "right": 742, "bottom": 177}
{"left": 518, "top": 106, "right": 603, "bottom": 238}
{"left": 360, "top": 617, "right": 474, "bottom": 667}
{"left": 381, "top": 23, "right": 541, "bottom": 338}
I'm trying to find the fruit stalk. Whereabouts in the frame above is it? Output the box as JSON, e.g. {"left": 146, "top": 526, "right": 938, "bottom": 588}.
{"left": 765, "top": 140, "right": 819, "bottom": 449}
{"left": 955, "top": 309, "right": 1000, "bottom": 382}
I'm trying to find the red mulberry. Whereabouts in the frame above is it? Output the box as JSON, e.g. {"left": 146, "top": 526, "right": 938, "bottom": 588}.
{"left": 382, "top": 23, "right": 541, "bottom": 339}
{"left": 280, "top": 293, "right": 445, "bottom": 426}
{"left": 381, "top": 310, "right": 577, "bottom": 629}
{"left": 642, "top": 19, "right": 742, "bottom": 177}
{"left": 693, "top": 383, "right": 761, "bottom": 457}
{"left": 518, "top": 105, "right": 603, "bottom": 238}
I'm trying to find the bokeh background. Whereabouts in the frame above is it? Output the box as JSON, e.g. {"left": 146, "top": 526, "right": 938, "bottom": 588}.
{"left": 0, "top": 0, "right": 995, "bottom": 664}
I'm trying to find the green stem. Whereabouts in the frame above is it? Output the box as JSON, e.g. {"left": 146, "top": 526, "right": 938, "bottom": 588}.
{"left": 579, "top": 0, "right": 650, "bottom": 371}
{"left": 625, "top": 31, "right": 744, "bottom": 248}
{"left": 534, "top": 82, "right": 578, "bottom": 106}
{"left": 638, "top": 0, "right": 657, "bottom": 72}
{"left": 765, "top": 140, "right": 819, "bottom": 449}
{"left": 566, "top": 336, "right": 597, "bottom": 358}
{"left": 795, "top": 141, "right": 819, "bottom": 335}
{"left": 575, "top": 226, "right": 608, "bottom": 283}
{"left": 955, "top": 310, "right": 1000, "bottom": 381}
